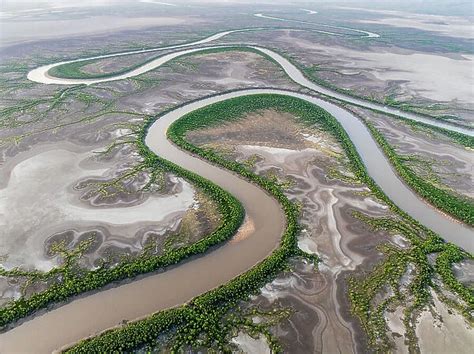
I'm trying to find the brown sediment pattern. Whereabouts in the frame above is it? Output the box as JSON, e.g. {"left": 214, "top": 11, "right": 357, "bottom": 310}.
{"left": 0, "top": 145, "right": 196, "bottom": 272}
{"left": 230, "top": 217, "right": 256, "bottom": 244}
{"left": 189, "top": 109, "right": 395, "bottom": 352}
{"left": 0, "top": 92, "right": 287, "bottom": 353}
{"left": 2, "top": 48, "right": 287, "bottom": 301}
{"left": 2, "top": 21, "right": 472, "bottom": 350}
{"left": 0, "top": 47, "right": 297, "bottom": 320}
{"left": 416, "top": 291, "right": 474, "bottom": 353}
{"left": 246, "top": 153, "right": 389, "bottom": 353}
{"left": 0, "top": 132, "right": 224, "bottom": 303}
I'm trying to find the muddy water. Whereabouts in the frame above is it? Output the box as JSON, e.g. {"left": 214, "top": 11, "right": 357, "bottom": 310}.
{"left": 250, "top": 47, "right": 473, "bottom": 136}
{"left": 148, "top": 89, "right": 472, "bottom": 252}
{"left": 0, "top": 97, "right": 286, "bottom": 351}
{"left": 1, "top": 88, "right": 472, "bottom": 353}
{"left": 152, "top": 89, "right": 474, "bottom": 251}
{"left": 27, "top": 37, "right": 473, "bottom": 137}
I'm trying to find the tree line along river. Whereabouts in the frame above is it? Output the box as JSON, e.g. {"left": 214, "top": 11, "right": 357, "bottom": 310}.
{"left": 2, "top": 23, "right": 472, "bottom": 353}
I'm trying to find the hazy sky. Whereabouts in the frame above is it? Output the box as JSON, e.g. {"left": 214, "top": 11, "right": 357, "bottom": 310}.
{"left": 1, "top": 0, "right": 472, "bottom": 17}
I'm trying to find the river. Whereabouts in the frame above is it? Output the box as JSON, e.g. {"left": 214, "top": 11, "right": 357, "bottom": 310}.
{"left": 1, "top": 25, "right": 472, "bottom": 353}
{"left": 27, "top": 32, "right": 472, "bottom": 137}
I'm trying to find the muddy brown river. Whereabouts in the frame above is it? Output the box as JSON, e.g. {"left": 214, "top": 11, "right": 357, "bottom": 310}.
{"left": 1, "top": 29, "right": 472, "bottom": 353}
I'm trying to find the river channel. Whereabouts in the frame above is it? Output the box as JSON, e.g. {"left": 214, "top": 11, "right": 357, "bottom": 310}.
{"left": 1, "top": 25, "right": 472, "bottom": 353}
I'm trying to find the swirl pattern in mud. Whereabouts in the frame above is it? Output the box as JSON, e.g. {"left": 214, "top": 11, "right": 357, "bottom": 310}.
{"left": 1, "top": 13, "right": 472, "bottom": 352}
{"left": 189, "top": 109, "right": 394, "bottom": 353}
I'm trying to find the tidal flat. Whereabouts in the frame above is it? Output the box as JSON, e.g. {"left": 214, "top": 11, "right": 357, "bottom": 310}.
{"left": 188, "top": 109, "right": 400, "bottom": 352}
{"left": 0, "top": 38, "right": 297, "bottom": 308}
{"left": 0, "top": 1, "right": 472, "bottom": 352}
{"left": 229, "top": 28, "right": 474, "bottom": 125}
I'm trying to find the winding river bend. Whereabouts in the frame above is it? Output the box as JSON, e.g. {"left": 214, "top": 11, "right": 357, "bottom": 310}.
{"left": 253, "top": 13, "right": 380, "bottom": 38}
{"left": 28, "top": 32, "right": 473, "bottom": 137}
{"left": 2, "top": 27, "right": 473, "bottom": 353}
